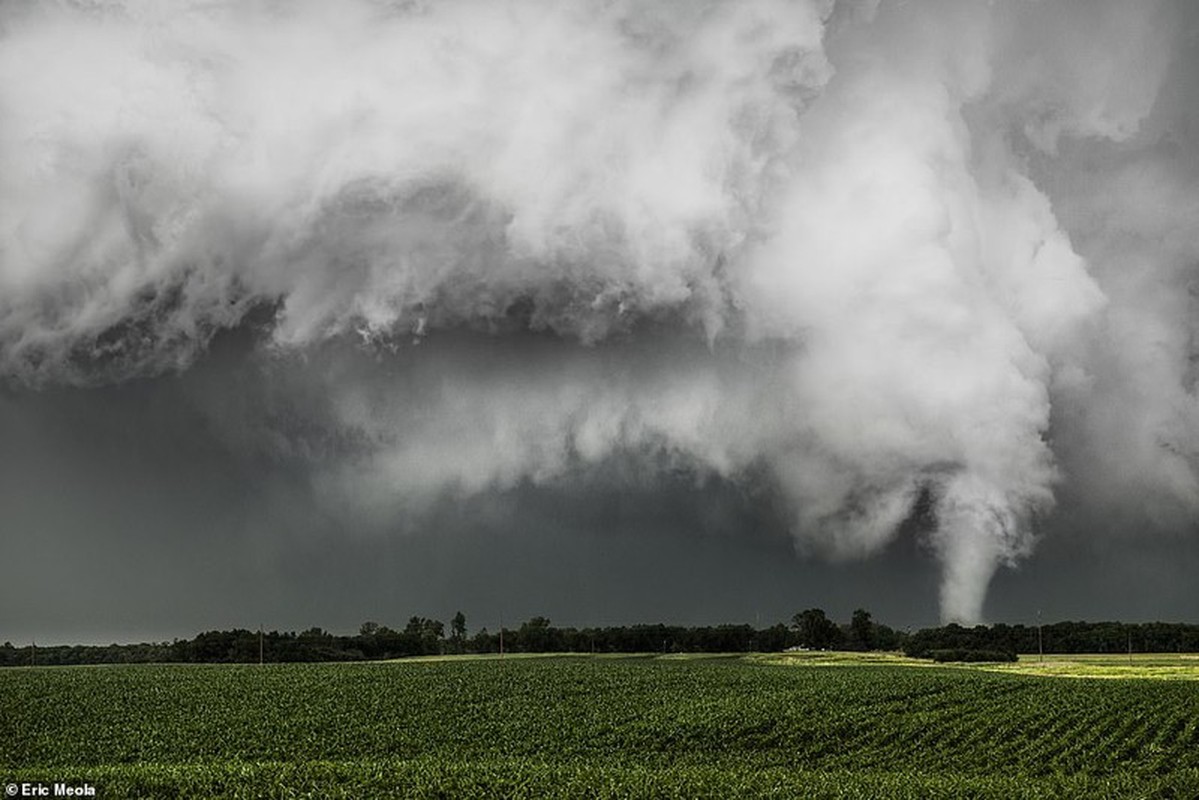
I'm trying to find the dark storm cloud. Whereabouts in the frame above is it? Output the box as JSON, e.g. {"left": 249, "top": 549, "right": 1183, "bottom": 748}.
{"left": 0, "top": 345, "right": 946, "bottom": 644}
{"left": 3, "top": 0, "right": 1199, "bottom": 635}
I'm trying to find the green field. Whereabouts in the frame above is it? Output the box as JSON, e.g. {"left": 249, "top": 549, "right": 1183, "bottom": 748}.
{"left": 3, "top": 654, "right": 1199, "bottom": 798}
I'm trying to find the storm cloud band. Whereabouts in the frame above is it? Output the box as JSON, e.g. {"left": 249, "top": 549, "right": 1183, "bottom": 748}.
{"left": 2, "top": 0, "right": 1196, "bottom": 624}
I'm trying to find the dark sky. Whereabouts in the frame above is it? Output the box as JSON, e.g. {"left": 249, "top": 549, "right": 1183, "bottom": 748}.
{"left": 4, "top": 1, "right": 1199, "bottom": 643}
{"left": 3, "top": 326, "right": 1197, "bottom": 644}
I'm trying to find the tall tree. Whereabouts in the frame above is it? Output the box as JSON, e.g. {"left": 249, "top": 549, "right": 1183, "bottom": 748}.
{"left": 792, "top": 608, "right": 839, "bottom": 650}
{"left": 519, "top": 616, "right": 552, "bottom": 652}
{"left": 850, "top": 609, "right": 874, "bottom": 650}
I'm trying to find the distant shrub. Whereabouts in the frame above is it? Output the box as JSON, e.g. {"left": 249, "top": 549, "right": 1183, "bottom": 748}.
{"left": 928, "top": 649, "right": 1017, "bottom": 663}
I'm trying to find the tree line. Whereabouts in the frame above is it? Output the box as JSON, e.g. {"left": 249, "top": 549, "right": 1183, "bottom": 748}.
{"left": 902, "top": 620, "right": 1199, "bottom": 660}
{"left": 0, "top": 609, "right": 892, "bottom": 665}
{"left": 4, "top": 612, "right": 1199, "bottom": 666}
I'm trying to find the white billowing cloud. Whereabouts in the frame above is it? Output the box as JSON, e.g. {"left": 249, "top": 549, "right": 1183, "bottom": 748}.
{"left": 1, "top": 0, "right": 1194, "bottom": 622}
{"left": 0, "top": 0, "right": 831, "bottom": 373}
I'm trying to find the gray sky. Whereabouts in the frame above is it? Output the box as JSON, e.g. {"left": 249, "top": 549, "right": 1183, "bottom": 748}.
{"left": 3, "top": 1, "right": 1199, "bottom": 643}
{"left": 3, "top": 329, "right": 1197, "bottom": 644}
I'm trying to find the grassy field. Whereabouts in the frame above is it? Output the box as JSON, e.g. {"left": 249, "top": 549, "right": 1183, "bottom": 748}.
{"left": 3, "top": 654, "right": 1199, "bottom": 798}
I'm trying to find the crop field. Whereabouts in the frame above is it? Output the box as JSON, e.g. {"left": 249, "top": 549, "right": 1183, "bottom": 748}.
{"left": 3, "top": 655, "right": 1199, "bottom": 798}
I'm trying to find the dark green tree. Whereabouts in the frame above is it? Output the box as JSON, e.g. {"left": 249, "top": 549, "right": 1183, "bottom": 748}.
{"left": 402, "top": 617, "right": 444, "bottom": 655}
{"left": 519, "top": 616, "right": 552, "bottom": 652}
{"left": 792, "top": 608, "right": 840, "bottom": 650}
{"left": 850, "top": 609, "right": 874, "bottom": 650}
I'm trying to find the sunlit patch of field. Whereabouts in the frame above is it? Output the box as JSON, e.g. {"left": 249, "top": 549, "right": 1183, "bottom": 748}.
{"left": 752, "top": 650, "right": 925, "bottom": 667}
{"left": 980, "top": 653, "right": 1199, "bottom": 681}
{"left": 395, "top": 652, "right": 739, "bottom": 664}
{"left": 388, "top": 651, "right": 601, "bottom": 663}
{"left": 757, "top": 650, "right": 1199, "bottom": 680}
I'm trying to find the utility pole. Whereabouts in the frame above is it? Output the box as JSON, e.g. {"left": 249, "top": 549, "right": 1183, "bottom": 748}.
{"left": 499, "top": 613, "right": 504, "bottom": 659}
{"left": 259, "top": 625, "right": 264, "bottom": 666}
{"left": 30, "top": 639, "right": 35, "bottom": 668}
{"left": 1037, "top": 610, "right": 1043, "bottom": 664}
{"left": 1128, "top": 629, "right": 1133, "bottom": 665}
